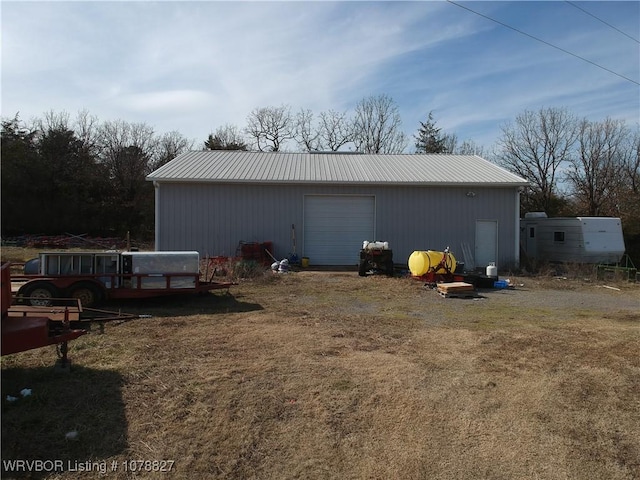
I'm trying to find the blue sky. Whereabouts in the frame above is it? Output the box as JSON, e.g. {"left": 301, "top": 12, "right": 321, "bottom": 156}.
{"left": 2, "top": 1, "right": 638, "bottom": 152}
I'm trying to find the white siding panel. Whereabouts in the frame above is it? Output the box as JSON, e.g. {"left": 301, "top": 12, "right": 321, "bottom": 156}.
{"left": 304, "top": 195, "right": 375, "bottom": 265}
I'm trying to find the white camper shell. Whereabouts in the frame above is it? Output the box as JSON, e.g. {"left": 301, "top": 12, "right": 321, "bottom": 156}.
{"left": 520, "top": 214, "right": 625, "bottom": 264}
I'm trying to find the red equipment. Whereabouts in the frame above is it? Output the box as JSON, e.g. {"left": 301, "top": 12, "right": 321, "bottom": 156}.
{"left": 1, "top": 262, "right": 86, "bottom": 358}
{"left": 410, "top": 248, "right": 464, "bottom": 287}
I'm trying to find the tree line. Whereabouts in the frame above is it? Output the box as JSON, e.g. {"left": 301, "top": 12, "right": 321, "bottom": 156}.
{"left": 1, "top": 110, "right": 193, "bottom": 239}
{"left": 206, "top": 94, "right": 481, "bottom": 155}
{"left": 2, "top": 99, "right": 638, "bottom": 264}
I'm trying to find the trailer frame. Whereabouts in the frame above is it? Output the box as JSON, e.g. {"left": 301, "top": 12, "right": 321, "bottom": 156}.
{"left": 12, "top": 251, "right": 234, "bottom": 307}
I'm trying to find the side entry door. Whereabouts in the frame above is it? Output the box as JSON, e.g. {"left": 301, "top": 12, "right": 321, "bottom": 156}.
{"left": 475, "top": 220, "right": 498, "bottom": 269}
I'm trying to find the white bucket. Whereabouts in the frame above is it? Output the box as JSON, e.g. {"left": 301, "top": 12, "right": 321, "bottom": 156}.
{"left": 486, "top": 263, "right": 498, "bottom": 278}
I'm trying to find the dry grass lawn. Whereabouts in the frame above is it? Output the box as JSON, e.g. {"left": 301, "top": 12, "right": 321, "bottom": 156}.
{"left": 2, "top": 259, "right": 639, "bottom": 479}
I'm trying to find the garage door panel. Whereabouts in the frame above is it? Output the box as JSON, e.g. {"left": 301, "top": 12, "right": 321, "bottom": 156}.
{"left": 304, "top": 195, "right": 375, "bottom": 265}
{"left": 306, "top": 224, "right": 371, "bottom": 235}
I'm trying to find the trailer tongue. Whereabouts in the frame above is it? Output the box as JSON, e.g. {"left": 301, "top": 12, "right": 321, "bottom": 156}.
{"left": 1, "top": 262, "right": 150, "bottom": 363}
{"left": 2, "top": 262, "right": 86, "bottom": 360}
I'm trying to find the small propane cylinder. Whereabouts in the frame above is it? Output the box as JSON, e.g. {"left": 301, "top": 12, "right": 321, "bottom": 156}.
{"left": 486, "top": 263, "right": 498, "bottom": 278}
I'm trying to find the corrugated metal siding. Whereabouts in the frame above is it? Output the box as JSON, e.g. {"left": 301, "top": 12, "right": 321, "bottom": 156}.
{"left": 373, "top": 186, "right": 518, "bottom": 268}
{"left": 147, "top": 151, "right": 528, "bottom": 186}
{"left": 155, "top": 182, "right": 520, "bottom": 269}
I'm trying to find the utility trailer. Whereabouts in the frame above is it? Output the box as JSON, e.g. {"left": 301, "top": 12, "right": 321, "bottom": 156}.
{"left": 520, "top": 213, "right": 625, "bottom": 264}
{"left": 13, "top": 251, "right": 233, "bottom": 307}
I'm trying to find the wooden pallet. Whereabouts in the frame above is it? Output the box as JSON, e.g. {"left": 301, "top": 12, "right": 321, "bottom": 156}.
{"left": 437, "top": 282, "right": 477, "bottom": 298}
{"left": 437, "top": 281, "right": 474, "bottom": 293}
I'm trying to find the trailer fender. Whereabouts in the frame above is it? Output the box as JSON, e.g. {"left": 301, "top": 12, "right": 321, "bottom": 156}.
{"left": 18, "top": 281, "right": 61, "bottom": 307}
{"left": 67, "top": 281, "right": 105, "bottom": 308}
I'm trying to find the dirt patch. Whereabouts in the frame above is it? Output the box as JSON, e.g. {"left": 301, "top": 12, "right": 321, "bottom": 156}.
{"left": 2, "top": 271, "right": 639, "bottom": 479}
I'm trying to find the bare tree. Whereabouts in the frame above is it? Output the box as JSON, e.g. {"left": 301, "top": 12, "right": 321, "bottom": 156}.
{"left": 318, "top": 110, "right": 354, "bottom": 151}
{"left": 37, "top": 109, "right": 71, "bottom": 134}
{"left": 153, "top": 131, "right": 194, "bottom": 170}
{"left": 352, "top": 94, "right": 407, "bottom": 154}
{"left": 496, "top": 107, "right": 578, "bottom": 214}
{"left": 456, "top": 139, "right": 485, "bottom": 156}
{"left": 616, "top": 125, "right": 640, "bottom": 237}
{"left": 99, "top": 119, "right": 156, "bottom": 186}
{"left": 442, "top": 133, "right": 458, "bottom": 154}
{"left": 74, "top": 109, "right": 101, "bottom": 158}
{"left": 245, "top": 105, "right": 295, "bottom": 152}
{"left": 97, "top": 120, "right": 158, "bottom": 234}
{"left": 621, "top": 126, "right": 640, "bottom": 194}
{"left": 566, "top": 118, "right": 628, "bottom": 216}
{"left": 294, "top": 108, "right": 321, "bottom": 152}
{"left": 204, "top": 124, "right": 247, "bottom": 151}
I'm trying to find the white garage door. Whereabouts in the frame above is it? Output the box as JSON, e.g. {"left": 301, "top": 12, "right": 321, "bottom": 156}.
{"left": 304, "top": 195, "right": 375, "bottom": 265}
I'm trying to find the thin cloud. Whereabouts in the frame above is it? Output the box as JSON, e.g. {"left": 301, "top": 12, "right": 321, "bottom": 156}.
{"left": 118, "top": 90, "right": 216, "bottom": 114}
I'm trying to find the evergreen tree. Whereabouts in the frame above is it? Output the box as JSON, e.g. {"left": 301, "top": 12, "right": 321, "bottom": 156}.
{"left": 1, "top": 115, "right": 40, "bottom": 234}
{"left": 414, "top": 111, "right": 447, "bottom": 153}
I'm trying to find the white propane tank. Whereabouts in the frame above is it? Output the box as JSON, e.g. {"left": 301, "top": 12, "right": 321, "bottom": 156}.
{"left": 486, "top": 263, "right": 498, "bottom": 278}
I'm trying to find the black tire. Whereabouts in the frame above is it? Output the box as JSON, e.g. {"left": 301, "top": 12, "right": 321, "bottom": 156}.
{"left": 385, "top": 261, "right": 395, "bottom": 277}
{"left": 21, "top": 282, "right": 60, "bottom": 307}
{"left": 358, "top": 260, "right": 368, "bottom": 276}
{"left": 68, "top": 282, "right": 103, "bottom": 308}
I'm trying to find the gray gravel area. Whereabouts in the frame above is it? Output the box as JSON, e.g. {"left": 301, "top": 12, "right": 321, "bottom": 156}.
{"left": 482, "top": 277, "right": 640, "bottom": 313}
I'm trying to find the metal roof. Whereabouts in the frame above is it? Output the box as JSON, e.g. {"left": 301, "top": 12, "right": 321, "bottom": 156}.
{"left": 146, "top": 151, "right": 529, "bottom": 186}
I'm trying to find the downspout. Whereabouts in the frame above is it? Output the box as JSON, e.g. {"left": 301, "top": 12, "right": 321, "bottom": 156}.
{"left": 515, "top": 187, "right": 522, "bottom": 268}
{"left": 153, "top": 181, "right": 160, "bottom": 251}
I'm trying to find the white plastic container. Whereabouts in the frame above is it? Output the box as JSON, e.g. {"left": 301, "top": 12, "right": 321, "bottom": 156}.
{"left": 365, "top": 241, "right": 389, "bottom": 250}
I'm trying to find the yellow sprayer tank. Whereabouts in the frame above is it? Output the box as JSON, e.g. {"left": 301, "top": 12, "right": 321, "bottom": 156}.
{"left": 408, "top": 250, "right": 457, "bottom": 276}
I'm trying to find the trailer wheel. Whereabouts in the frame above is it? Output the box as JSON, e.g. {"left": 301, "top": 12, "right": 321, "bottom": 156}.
{"left": 68, "top": 282, "right": 103, "bottom": 308}
{"left": 21, "top": 282, "right": 59, "bottom": 307}
{"left": 385, "top": 261, "right": 394, "bottom": 277}
{"left": 358, "top": 260, "right": 368, "bottom": 276}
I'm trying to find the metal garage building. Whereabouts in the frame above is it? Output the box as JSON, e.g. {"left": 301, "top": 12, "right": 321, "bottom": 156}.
{"left": 146, "top": 151, "right": 528, "bottom": 270}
